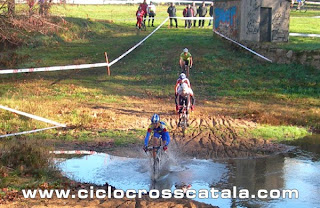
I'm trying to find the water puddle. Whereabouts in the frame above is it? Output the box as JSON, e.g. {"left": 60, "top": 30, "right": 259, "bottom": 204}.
{"left": 55, "top": 136, "right": 320, "bottom": 208}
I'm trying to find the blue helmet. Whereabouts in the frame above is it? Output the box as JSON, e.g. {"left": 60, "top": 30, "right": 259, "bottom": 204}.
{"left": 151, "top": 114, "right": 160, "bottom": 124}
{"left": 179, "top": 73, "right": 186, "bottom": 80}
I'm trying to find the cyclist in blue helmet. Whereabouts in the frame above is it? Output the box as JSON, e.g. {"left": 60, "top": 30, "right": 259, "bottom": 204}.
{"left": 143, "top": 114, "right": 171, "bottom": 152}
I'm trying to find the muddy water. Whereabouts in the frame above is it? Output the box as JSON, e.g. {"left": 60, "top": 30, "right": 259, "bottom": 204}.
{"left": 55, "top": 135, "right": 320, "bottom": 208}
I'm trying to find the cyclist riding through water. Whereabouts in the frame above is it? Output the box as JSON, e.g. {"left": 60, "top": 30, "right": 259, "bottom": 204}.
{"left": 176, "top": 83, "right": 195, "bottom": 126}
{"left": 179, "top": 48, "right": 193, "bottom": 72}
{"left": 143, "top": 114, "right": 171, "bottom": 152}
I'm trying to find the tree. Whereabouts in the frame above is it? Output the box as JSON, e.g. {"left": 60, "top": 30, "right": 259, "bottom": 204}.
{"left": 7, "top": 0, "right": 15, "bottom": 17}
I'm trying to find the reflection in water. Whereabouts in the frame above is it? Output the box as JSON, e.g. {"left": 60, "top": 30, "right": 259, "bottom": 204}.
{"left": 55, "top": 142, "right": 320, "bottom": 208}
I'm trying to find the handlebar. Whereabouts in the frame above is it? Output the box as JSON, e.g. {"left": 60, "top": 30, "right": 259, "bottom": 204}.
{"left": 147, "top": 146, "right": 161, "bottom": 151}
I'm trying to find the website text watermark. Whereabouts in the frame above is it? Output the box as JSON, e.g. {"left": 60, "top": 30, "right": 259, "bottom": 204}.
{"left": 22, "top": 186, "right": 299, "bottom": 200}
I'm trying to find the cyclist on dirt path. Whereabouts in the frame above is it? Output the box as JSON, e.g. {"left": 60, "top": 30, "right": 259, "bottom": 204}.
{"left": 176, "top": 83, "right": 195, "bottom": 127}
{"left": 136, "top": 6, "right": 145, "bottom": 30}
{"left": 143, "top": 114, "right": 171, "bottom": 152}
{"left": 179, "top": 48, "right": 193, "bottom": 71}
{"left": 175, "top": 73, "right": 191, "bottom": 103}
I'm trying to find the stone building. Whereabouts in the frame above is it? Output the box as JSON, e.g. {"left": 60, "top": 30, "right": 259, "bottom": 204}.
{"left": 214, "top": 0, "right": 290, "bottom": 42}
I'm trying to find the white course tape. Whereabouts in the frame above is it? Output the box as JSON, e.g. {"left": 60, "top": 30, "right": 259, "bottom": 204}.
{"left": 0, "top": 105, "right": 66, "bottom": 127}
{"left": 0, "top": 63, "right": 109, "bottom": 75}
{"left": 174, "top": 17, "right": 213, "bottom": 20}
{"left": 290, "top": 33, "right": 320, "bottom": 38}
{"left": 0, "top": 18, "right": 169, "bottom": 75}
{"left": 0, "top": 126, "right": 61, "bottom": 138}
{"left": 108, "top": 17, "right": 169, "bottom": 66}
{"left": 0, "top": 105, "right": 66, "bottom": 138}
{"left": 50, "top": 150, "right": 98, "bottom": 155}
{"left": 213, "top": 30, "right": 272, "bottom": 63}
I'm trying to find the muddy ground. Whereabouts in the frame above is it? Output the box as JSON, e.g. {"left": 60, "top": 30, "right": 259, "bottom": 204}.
{"left": 53, "top": 115, "right": 290, "bottom": 159}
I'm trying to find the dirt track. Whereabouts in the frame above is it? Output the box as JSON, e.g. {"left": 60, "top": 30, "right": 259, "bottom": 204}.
{"left": 52, "top": 115, "right": 290, "bottom": 159}
{"left": 167, "top": 116, "right": 289, "bottom": 159}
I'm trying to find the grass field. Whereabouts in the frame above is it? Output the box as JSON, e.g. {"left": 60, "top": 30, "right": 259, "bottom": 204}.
{"left": 1, "top": 4, "right": 320, "bottom": 139}
{"left": 1, "top": 3, "right": 320, "bottom": 191}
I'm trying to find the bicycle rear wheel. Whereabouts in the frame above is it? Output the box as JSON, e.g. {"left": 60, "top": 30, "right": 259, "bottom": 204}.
{"left": 181, "top": 114, "right": 187, "bottom": 137}
{"left": 186, "top": 65, "right": 190, "bottom": 78}
{"left": 153, "top": 153, "right": 161, "bottom": 180}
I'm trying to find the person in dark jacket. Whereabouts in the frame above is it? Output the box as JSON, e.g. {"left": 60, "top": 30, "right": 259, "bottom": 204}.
{"left": 208, "top": 2, "right": 214, "bottom": 26}
{"left": 198, "top": 2, "right": 207, "bottom": 28}
{"left": 167, "top": 3, "right": 178, "bottom": 28}
{"left": 191, "top": 2, "right": 197, "bottom": 27}
{"left": 183, "top": 4, "right": 193, "bottom": 29}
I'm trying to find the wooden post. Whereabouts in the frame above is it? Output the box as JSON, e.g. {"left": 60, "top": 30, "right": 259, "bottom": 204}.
{"left": 104, "top": 52, "right": 110, "bottom": 76}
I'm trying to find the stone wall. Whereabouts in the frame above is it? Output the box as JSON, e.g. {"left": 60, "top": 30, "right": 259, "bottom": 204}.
{"left": 240, "top": 0, "right": 290, "bottom": 42}
{"left": 213, "top": 0, "right": 242, "bottom": 41}
{"left": 263, "top": 0, "right": 290, "bottom": 42}
{"left": 240, "top": 0, "right": 261, "bottom": 42}
{"left": 246, "top": 43, "right": 320, "bottom": 69}
{"left": 214, "top": 0, "right": 290, "bottom": 42}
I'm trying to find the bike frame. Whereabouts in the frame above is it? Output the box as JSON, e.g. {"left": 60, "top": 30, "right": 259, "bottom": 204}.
{"left": 146, "top": 136, "right": 162, "bottom": 179}
{"left": 180, "top": 63, "right": 190, "bottom": 78}
{"left": 179, "top": 99, "right": 188, "bottom": 136}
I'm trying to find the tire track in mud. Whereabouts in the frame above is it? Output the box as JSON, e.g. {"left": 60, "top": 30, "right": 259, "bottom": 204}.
{"left": 163, "top": 116, "right": 289, "bottom": 159}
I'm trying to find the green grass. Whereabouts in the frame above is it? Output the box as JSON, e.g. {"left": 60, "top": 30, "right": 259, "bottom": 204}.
{"left": 279, "top": 9, "right": 320, "bottom": 51}
{"left": 245, "top": 125, "right": 311, "bottom": 142}
{"left": 1, "top": 4, "right": 320, "bottom": 139}
{"left": 290, "top": 17, "right": 320, "bottom": 34}
{"left": 279, "top": 36, "right": 320, "bottom": 51}
{"left": 100, "top": 129, "right": 144, "bottom": 146}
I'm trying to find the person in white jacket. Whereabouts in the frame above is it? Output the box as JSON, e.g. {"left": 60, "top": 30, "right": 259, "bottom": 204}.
{"left": 176, "top": 83, "right": 195, "bottom": 126}
{"left": 147, "top": 2, "right": 156, "bottom": 27}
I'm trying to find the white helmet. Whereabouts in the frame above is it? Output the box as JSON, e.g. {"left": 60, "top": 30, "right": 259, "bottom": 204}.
{"left": 179, "top": 73, "right": 186, "bottom": 80}
{"left": 183, "top": 48, "right": 188, "bottom": 53}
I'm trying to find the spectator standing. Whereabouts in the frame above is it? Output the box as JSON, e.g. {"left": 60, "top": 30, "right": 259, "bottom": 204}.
{"left": 183, "top": 4, "right": 193, "bottom": 29}
{"left": 147, "top": 1, "right": 156, "bottom": 27}
{"left": 136, "top": 6, "right": 145, "bottom": 30}
{"left": 191, "top": 2, "right": 198, "bottom": 27}
{"left": 39, "top": 0, "right": 44, "bottom": 15}
{"left": 208, "top": 2, "right": 214, "bottom": 26}
{"left": 198, "top": 2, "right": 207, "bottom": 28}
{"left": 27, "top": 0, "right": 35, "bottom": 16}
{"left": 167, "top": 3, "right": 178, "bottom": 28}
{"left": 140, "top": 0, "right": 148, "bottom": 25}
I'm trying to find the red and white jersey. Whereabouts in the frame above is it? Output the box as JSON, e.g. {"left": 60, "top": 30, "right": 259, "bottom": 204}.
{"left": 175, "top": 78, "right": 191, "bottom": 95}
{"left": 136, "top": 10, "right": 145, "bottom": 18}
{"left": 177, "top": 83, "right": 193, "bottom": 97}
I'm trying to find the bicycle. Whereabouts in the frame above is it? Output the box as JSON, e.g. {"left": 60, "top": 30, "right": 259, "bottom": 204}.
{"left": 146, "top": 136, "right": 163, "bottom": 180}
{"left": 179, "top": 100, "right": 188, "bottom": 137}
{"left": 181, "top": 64, "right": 190, "bottom": 78}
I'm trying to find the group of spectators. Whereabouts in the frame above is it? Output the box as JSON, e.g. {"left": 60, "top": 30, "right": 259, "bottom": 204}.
{"left": 136, "top": 1, "right": 215, "bottom": 29}
{"left": 179, "top": 2, "right": 214, "bottom": 29}
{"left": 136, "top": 0, "right": 156, "bottom": 29}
